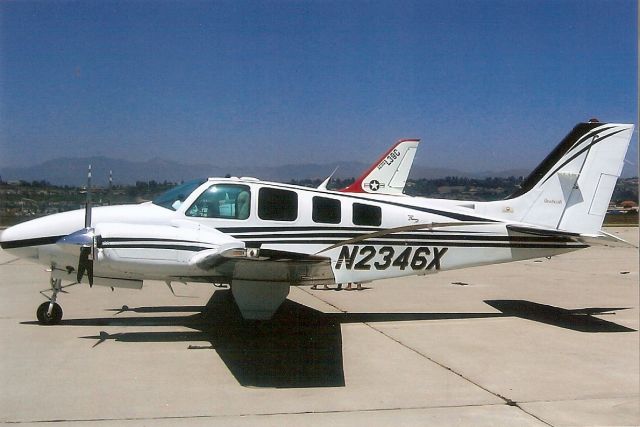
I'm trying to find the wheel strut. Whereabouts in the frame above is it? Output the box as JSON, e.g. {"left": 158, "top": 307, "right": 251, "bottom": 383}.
{"left": 48, "top": 277, "right": 61, "bottom": 316}
{"left": 36, "top": 277, "right": 64, "bottom": 325}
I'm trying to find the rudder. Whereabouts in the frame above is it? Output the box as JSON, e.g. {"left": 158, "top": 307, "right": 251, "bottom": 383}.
{"left": 492, "top": 122, "right": 634, "bottom": 234}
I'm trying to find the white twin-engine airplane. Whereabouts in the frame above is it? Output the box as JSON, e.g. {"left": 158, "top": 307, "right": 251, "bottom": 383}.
{"left": 0, "top": 121, "right": 634, "bottom": 324}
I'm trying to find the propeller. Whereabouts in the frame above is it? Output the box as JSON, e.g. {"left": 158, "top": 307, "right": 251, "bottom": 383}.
{"left": 57, "top": 165, "right": 95, "bottom": 286}
{"left": 84, "top": 164, "right": 92, "bottom": 229}
{"left": 79, "top": 164, "right": 94, "bottom": 286}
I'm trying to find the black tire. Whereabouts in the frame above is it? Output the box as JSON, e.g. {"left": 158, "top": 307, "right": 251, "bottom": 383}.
{"left": 36, "top": 302, "right": 63, "bottom": 325}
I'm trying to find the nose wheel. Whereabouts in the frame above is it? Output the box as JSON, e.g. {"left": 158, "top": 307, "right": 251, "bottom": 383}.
{"left": 36, "top": 301, "right": 63, "bottom": 325}
{"left": 36, "top": 277, "right": 67, "bottom": 325}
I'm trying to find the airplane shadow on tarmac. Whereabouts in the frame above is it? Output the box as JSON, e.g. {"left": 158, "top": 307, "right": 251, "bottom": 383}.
{"left": 21, "top": 290, "right": 635, "bottom": 388}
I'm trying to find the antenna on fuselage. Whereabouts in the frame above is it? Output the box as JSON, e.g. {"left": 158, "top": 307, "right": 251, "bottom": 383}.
{"left": 108, "top": 169, "right": 113, "bottom": 206}
{"left": 317, "top": 166, "right": 339, "bottom": 191}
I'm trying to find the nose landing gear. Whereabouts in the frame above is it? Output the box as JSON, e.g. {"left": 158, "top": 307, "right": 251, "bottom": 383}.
{"left": 37, "top": 277, "right": 63, "bottom": 325}
{"left": 36, "top": 301, "right": 63, "bottom": 325}
{"left": 36, "top": 276, "right": 77, "bottom": 325}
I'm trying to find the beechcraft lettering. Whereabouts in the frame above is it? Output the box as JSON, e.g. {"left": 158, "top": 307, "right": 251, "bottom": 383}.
{"left": 335, "top": 245, "right": 448, "bottom": 271}
{"left": 0, "top": 121, "right": 634, "bottom": 324}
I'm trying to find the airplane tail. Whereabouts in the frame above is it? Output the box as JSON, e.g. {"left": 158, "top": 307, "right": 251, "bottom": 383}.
{"left": 340, "top": 139, "right": 420, "bottom": 195}
{"left": 490, "top": 122, "right": 635, "bottom": 235}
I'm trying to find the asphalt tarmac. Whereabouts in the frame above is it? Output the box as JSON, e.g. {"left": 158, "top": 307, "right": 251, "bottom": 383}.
{"left": 1, "top": 227, "right": 638, "bottom": 426}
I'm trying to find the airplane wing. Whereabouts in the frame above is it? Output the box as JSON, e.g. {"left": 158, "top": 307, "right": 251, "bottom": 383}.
{"left": 191, "top": 246, "right": 335, "bottom": 286}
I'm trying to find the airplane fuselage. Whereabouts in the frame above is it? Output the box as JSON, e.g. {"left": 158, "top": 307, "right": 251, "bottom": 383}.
{"left": 1, "top": 177, "right": 585, "bottom": 288}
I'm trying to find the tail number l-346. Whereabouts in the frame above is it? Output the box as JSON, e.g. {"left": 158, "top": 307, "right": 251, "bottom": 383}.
{"left": 335, "top": 245, "right": 448, "bottom": 271}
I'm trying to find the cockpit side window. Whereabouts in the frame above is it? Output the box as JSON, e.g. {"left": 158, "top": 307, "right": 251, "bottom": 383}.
{"left": 152, "top": 179, "right": 206, "bottom": 211}
{"left": 186, "top": 184, "right": 251, "bottom": 220}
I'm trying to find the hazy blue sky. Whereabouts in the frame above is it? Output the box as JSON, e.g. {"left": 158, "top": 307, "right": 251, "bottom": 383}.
{"left": 0, "top": 0, "right": 637, "bottom": 173}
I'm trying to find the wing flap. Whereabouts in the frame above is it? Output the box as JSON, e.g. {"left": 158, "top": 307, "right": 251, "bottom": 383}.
{"left": 193, "top": 247, "right": 335, "bottom": 285}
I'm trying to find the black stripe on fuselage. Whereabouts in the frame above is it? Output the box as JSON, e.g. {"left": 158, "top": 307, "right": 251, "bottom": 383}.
{"left": 217, "top": 226, "right": 383, "bottom": 233}
{"left": 100, "top": 237, "right": 210, "bottom": 244}
{"left": 0, "top": 233, "right": 583, "bottom": 253}
{"left": 0, "top": 235, "right": 65, "bottom": 249}
{"left": 253, "top": 239, "right": 586, "bottom": 249}
{"left": 217, "top": 225, "right": 491, "bottom": 235}
{"left": 231, "top": 232, "right": 574, "bottom": 243}
{"left": 100, "top": 244, "right": 212, "bottom": 252}
{"left": 97, "top": 239, "right": 586, "bottom": 251}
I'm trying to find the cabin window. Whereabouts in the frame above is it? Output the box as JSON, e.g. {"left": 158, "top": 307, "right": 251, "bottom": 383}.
{"left": 312, "top": 196, "right": 341, "bottom": 224}
{"left": 186, "top": 184, "right": 251, "bottom": 219}
{"left": 353, "top": 203, "right": 382, "bottom": 226}
{"left": 258, "top": 187, "right": 298, "bottom": 221}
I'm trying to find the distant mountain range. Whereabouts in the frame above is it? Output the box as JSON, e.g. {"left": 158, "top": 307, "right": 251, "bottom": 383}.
{"left": 0, "top": 156, "right": 635, "bottom": 186}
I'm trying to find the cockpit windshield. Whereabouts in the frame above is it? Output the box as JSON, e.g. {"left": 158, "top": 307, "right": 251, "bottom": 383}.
{"left": 152, "top": 178, "right": 207, "bottom": 211}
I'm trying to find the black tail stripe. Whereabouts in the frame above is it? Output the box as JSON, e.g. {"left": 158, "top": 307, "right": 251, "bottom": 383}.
{"left": 539, "top": 128, "right": 627, "bottom": 186}
{"left": 565, "top": 125, "right": 616, "bottom": 156}
{"left": 508, "top": 122, "right": 606, "bottom": 198}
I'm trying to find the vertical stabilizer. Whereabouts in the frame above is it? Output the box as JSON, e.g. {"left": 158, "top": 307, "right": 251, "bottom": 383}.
{"left": 494, "top": 122, "right": 634, "bottom": 234}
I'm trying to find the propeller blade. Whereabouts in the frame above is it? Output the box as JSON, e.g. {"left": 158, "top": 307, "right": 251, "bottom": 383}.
{"left": 84, "top": 164, "right": 92, "bottom": 228}
{"left": 77, "top": 246, "right": 89, "bottom": 283}
{"left": 77, "top": 246, "right": 94, "bottom": 287}
{"left": 87, "top": 256, "right": 94, "bottom": 286}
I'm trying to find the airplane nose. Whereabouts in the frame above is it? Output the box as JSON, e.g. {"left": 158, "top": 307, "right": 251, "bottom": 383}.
{"left": 0, "top": 222, "right": 40, "bottom": 258}
{"left": 0, "top": 211, "right": 82, "bottom": 259}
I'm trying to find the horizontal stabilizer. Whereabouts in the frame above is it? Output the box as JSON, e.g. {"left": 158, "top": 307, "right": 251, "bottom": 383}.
{"left": 507, "top": 224, "right": 637, "bottom": 248}
{"left": 506, "top": 224, "right": 580, "bottom": 238}
{"left": 578, "top": 231, "right": 638, "bottom": 248}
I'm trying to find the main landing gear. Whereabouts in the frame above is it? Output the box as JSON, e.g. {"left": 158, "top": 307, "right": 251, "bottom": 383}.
{"left": 37, "top": 276, "right": 76, "bottom": 325}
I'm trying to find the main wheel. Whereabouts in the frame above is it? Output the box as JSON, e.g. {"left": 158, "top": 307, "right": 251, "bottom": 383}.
{"left": 36, "top": 302, "right": 63, "bottom": 325}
